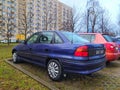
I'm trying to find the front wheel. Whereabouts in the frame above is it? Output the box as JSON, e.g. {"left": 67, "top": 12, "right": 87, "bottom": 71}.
{"left": 47, "top": 59, "right": 63, "bottom": 81}
{"left": 13, "top": 52, "right": 19, "bottom": 63}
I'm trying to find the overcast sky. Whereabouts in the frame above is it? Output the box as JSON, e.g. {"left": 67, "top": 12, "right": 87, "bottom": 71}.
{"left": 60, "top": 0, "right": 120, "bottom": 24}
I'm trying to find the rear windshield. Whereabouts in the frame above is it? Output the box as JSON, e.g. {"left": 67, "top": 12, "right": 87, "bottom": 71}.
{"left": 62, "top": 32, "right": 89, "bottom": 44}
{"left": 80, "top": 34, "right": 95, "bottom": 42}
{"left": 103, "top": 35, "right": 113, "bottom": 42}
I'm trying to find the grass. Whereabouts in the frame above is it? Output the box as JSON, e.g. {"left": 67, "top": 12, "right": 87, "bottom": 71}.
{"left": 0, "top": 43, "right": 49, "bottom": 90}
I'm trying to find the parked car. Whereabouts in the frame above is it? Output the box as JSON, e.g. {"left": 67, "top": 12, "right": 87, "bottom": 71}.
{"left": 79, "top": 33, "right": 119, "bottom": 62}
{"left": 12, "top": 31, "right": 106, "bottom": 81}
{"left": 112, "top": 37, "right": 120, "bottom": 42}
{"left": 0, "top": 40, "right": 8, "bottom": 43}
{"left": 111, "top": 37, "right": 120, "bottom": 58}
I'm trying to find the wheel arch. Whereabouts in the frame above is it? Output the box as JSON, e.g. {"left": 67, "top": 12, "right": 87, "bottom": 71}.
{"left": 12, "top": 49, "right": 17, "bottom": 54}
{"left": 45, "top": 57, "right": 63, "bottom": 67}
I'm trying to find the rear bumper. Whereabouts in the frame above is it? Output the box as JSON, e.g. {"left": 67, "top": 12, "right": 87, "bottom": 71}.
{"left": 106, "top": 52, "right": 119, "bottom": 61}
{"left": 61, "top": 57, "right": 106, "bottom": 74}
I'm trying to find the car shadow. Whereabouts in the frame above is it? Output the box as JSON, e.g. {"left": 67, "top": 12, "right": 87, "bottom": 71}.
{"left": 64, "top": 72, "right": 105, "bottom": 81}
{"left": 19, "top": 61, "right": 107, "bottom": 81}
{"left": 106, "top": 61, "right": 120, "bottom": 68}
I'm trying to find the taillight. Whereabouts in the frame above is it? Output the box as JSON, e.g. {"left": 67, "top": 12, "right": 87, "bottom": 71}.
{"left": 74, "top": 46, "right": 88, "bottom": 57}
{"left": 106, "top": 44, "right": 117, "bottom": 53}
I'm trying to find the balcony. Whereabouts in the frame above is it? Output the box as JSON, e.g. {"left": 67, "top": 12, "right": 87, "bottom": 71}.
{"left": 0, "top": 7, "right": 2, "bottom": 11}
{"left": 0, "top": 20, "right": 2, "bottom": 23}
{"left": 0, "top": 14, "right": 2, "bottom": 17}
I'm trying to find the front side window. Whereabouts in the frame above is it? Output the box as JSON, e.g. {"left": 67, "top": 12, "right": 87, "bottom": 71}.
{"left": 62, "top": 32, "right": 89, "bottom": 44}
{"left": 39, "top": 32, "right": 53, "bottom": 44}
{"left": 27, "top": 34, "right": 39, "bottom": 44}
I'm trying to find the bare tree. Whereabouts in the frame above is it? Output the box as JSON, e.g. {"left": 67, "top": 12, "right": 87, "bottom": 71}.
{"left": 62, "top": 6, "right": 82, "bottom": 32}
{"left": 1, "top": 24, "right": 14, "bottom": 45}
{"left": 86, "top": 9, "right": 90, "bottom": 32}
{"left": 44, "top": 11, "right": 54, "bottom": 30}
{"left": 1, "top": 5, "right": 15, "bottom": 45}
{"left": 97, "top": 11, "right": 113, "bottom": 34}
{"left": 18, "top": 0, "right": 33, "bottom": 40}
{"left": 0, "top": 15, "right": 2, "bottom": 40}
{"left": 78, "top": 0, "right": 112, "bottom": 34}
{"left": 86, "top": 0, "right": 103, "bottom": 33}
{"left": 78, "top": 0, "right": 102, "bottom": 33}
{"left": 117, "top": 5, "right": 120, "bottom": 35}
{"left": 43, "top": 0, "right": 57, "bottom": 30}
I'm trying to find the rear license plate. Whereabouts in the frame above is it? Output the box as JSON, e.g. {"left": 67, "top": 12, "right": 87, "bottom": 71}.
{"left": 96, "top": 50, "right": 104, "bottom": 55}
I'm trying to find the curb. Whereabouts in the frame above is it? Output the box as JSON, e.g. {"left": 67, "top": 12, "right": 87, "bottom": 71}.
{"left": 5, "top": 59, "right": 60, "bottom": 90}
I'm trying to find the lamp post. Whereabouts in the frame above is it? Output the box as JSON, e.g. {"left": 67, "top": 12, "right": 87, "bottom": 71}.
{"left": 87, "top": 6, "right": 95, "bottom": 33}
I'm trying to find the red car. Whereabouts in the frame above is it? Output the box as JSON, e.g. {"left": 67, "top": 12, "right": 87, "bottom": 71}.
{"left": 79, "top": 33, "right": 119, "bottom": 62}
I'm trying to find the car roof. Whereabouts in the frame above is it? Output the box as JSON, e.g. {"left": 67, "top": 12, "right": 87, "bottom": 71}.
{"left": 28, "top": 30, "right": 72, "bottom": 43}
{"left": 79, "top": 33, "right": 100, "bottom": 35}
{"left": 34, "top": 30, "right": 71, "bottom": 34}
{"left": 79, "top": 33, "right": 109, "bottom": 35}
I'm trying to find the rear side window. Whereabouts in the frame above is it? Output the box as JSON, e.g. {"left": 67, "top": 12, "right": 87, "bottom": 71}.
{"left": 80, "top": 34, "right": 95, "bottom": 42}
{"left": 62, "top": 32, "right": 89, "bottom": 44}
{"left": 39, "top": 32, "right": 54, "bottom": 44}
{"left": 103, "top": 35, "right": 113, "bottom": 42}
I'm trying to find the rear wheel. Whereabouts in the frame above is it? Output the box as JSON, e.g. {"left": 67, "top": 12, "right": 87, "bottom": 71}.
{"left": 47, "top": 59, "right": 63, "bottom": 81}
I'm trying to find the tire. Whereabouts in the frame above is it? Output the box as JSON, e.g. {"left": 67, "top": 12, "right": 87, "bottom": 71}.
{"left": 47, "top": 59, "right": 63, "bottom": 81}
{"left": 12, "top": 52, "right": 19, "bottom": 63}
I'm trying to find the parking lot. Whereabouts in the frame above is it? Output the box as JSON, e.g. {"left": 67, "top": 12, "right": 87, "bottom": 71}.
{"left": 8, "top": 59, "right": 120, "bottom": 90}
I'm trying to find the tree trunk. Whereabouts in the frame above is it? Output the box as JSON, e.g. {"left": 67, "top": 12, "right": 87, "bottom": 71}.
{"left": 7, "top": 36, "right": 10, "bottom": 46}
{"left": 87, "top": 9, "right": 90, "bottom": 33}
{"left": 101, "top": 14, "right": 104, "bottom": 33}
{"left": 92, "top": 15, "right": 96, "bottom": 33}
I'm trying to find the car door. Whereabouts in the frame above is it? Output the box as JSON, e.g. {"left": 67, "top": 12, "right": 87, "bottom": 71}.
{"left": 29, "top": 31, "right": 54, "bottom": 67}
{"left": 51, "top": 33, "right": 65, "bottom": 57}
{"left": 18, "top": 33, "right": 40, "bottom": 61}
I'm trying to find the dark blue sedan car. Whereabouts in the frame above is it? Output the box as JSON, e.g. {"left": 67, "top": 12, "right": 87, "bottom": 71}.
{"left": 12, "top": 31, "right": 106, "bottom": 81}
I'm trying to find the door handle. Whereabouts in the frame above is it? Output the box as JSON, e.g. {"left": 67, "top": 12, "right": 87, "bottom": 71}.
{"left": 30, "top": 48, "right": 32, "bottom": 51}
{"left": 45, "top": 49, "right": 49, "bottom": 52}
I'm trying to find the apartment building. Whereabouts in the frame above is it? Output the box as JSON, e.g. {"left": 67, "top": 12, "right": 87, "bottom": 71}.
{"left": 57, "top": 1, "right": 72, "bottom": 30}
{"left": 26, "top": 0, "right": 37, "bottom": 33}
{"left": 0, "top": 0, "right": 72, "bottom": 40}
{"left": 17, "top": 0, "right": 27, "bottom": 34}
{"left": 25, "top": 0, "right": 72, "bottom": 33}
